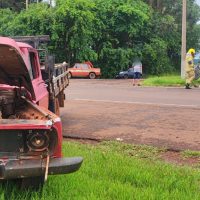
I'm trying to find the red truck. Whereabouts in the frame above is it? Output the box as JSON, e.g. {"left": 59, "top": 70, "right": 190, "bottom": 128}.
{"left": 0, "top": 36, "right": 83, "bottom": 188}
{"left": 68, "top": 61, "right": 101, "bottom": 79}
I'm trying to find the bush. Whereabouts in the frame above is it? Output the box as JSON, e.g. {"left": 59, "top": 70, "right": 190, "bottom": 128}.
{"left": 142, "top": 38, "right": 174, "bottom": 76}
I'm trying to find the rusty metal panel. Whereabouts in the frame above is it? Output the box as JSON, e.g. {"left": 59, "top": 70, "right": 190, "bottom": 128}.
{"left": 0, "top": 119, "right": 52, "bottom": 130}
{"left": 11, "top": 35, "right": 50, "bottom": 49}
{"left": 0, "top": 130, "right": 24, "bottom": 153}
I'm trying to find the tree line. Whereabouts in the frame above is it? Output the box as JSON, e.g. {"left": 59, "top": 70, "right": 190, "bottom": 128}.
{"left": 0, "top": 0, "right": 200, "bottom": 77}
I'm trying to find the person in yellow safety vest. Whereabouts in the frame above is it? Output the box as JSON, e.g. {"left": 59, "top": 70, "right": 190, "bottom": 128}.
{"left": 185, "top": 48, "right": 196, "bottom": 89}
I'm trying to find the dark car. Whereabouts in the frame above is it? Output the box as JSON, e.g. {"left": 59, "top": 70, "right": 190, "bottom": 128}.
{"left": 193, "top": 53, "right": 200, "bottom": 80}
{"left": 116, "top": 68, "right": 142, "bottom": 79}
{"left": 194, "top": 52, "right": 200, "bottom": 65}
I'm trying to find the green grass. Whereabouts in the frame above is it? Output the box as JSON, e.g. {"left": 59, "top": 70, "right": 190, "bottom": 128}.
{"left": 143, "top": 75, "right": 200, "bottom": 86}
{"left": 182, "top": 150, "right": 200, "bottom": 158}
{"left": 1, "top": 141, "right": 200, "bottom": 200}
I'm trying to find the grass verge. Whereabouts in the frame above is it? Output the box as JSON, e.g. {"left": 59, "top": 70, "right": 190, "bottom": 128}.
{"left": 182, "top": 150, "right": 200, "bottom": 158}
{"left": 1, "top": 141, "right": 200, "bottom": 200}
{"left": 143, "top": 75, "right": 200, "bottom": 87}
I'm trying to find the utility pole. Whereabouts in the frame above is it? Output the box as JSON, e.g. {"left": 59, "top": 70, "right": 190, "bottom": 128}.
{"left": 181, "top": 0, "right": 186, "bottom": 78}
{"left": 26, "top": 0, "right": 29, "bottom": 10}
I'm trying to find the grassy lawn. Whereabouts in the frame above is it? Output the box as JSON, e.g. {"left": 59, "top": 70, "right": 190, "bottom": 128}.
{"left": 1, "top": 141, "right": 200, "bottom": 200}
{"left": 143, "top": 75, "right": 200, "bottom": 87}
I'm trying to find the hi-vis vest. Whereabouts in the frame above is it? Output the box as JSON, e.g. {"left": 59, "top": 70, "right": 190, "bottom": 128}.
{"left": 185, "top": 53, "right": 194, "bottom": 73}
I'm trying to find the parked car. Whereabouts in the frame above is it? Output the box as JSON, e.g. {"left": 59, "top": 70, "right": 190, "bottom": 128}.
{"left": 194, "top": 52, "right": 200, "bottom": 65}
{"left": 116, "top": 60, "right": 143, "bottom": 79}
{"left": 116, "top": 68, "right": 133, "bottom": 79}
{"left": 116, "top": 68, "right": 142, "bottom": 79}
{"left": 194, "top": 53, "right": 200, "bottom": 80}
{"left": 68, "top": 62, "right": 101, "bottom": 79}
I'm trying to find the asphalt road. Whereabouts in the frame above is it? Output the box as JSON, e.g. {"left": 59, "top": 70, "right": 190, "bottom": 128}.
{"left": 67, "top": 79, "right": 200, "bottom": 108}
{"left": 62, "top": 79, "right": 200, "bottom": 150}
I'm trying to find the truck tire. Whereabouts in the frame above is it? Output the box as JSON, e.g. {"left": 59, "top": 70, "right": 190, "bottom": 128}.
{"left": 89, "top": 72, "right": 96, "bottom": 79}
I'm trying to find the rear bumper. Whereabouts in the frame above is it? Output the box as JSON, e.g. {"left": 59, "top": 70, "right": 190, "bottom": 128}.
{"left": 0, "top": 157, "right": 83, "bottom": 179}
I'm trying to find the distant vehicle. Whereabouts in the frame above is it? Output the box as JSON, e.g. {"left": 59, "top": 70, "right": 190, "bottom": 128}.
{"left": 194, "top": 52, "right": 200, "bottom": 65}
{"left": 116, "top": 68, "right": 135, "bottom": 79}
{"left": 116, "top": 60, "right": 142, "bottom": 79}
{"left": 194, "top": 53, "right": 200, "bottom": 80}
{"left": 68, "top": 62, "right": 101, "bottom": 79}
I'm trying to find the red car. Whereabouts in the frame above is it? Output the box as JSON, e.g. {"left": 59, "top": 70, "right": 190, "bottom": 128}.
{"left": 0, "top": 36, "right": 83, "bottom": 188}
{"left": 68, "top": 61, "right": 101, "bottom": 79}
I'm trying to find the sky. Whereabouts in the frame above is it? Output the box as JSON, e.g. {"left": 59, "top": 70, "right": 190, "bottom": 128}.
{"left": 43, "top": 0, "right": 55, "bottom": 6}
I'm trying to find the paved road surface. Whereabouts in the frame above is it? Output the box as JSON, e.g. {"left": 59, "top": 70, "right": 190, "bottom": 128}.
{"left": 61, "top": 79, "right": 200, "bottom": 150}
{"left": 67, "top": 79, "right": 200, "bottom": 107}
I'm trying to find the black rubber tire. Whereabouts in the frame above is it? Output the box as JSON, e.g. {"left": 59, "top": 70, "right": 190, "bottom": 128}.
{"left": 123, "top": 74, "right": 128, "bottom": 79}
{"left": 89, "top": 72, "right": 96, "bottom": 79}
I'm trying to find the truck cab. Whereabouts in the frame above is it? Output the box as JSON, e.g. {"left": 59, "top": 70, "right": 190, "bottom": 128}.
{"left": 18, "top": 42, "right": 49, "bottom": 107}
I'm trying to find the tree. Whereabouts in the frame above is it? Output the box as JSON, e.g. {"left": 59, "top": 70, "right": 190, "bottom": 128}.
{"left": 143, "top": 38, "right": 172, "bottom": 75}
{"left": 52, "top": 0, "right": 97, "bottom": 64}
{"left": 144, "top": 0, "right": 163, "bottom": 11}
{"left": 0, "top": 0, "right": 44, "bottom": 11}
{"left": 0, "top": 3, "right": 53, "bottom": 42}
{"left": 0, "top": 0, "right": 200, "bottom": 77}
{"left": 93, "top": 0, "right": 151, "bottom": 77}
{"left": 0, "top": 0, "right": 25, "bottom": 11}
{"left": 0, "top": 9, "right": 16, "bottom": 36}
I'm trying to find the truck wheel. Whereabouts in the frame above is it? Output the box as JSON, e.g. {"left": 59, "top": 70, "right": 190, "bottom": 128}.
{"left": 19, "top": 176, "right": 44, "bottom": 190}
{"left": 68, "top": 72, "right": 72, "bottom": 79}
{"left": 89, "top": 73, "right": 96, "bottom": 79}
{"left": 55, "top": 97, "right": 60, "bottom": 116}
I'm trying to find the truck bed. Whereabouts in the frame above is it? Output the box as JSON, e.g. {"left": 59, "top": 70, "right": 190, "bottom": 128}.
{"left": 53, "top": 63, "right": 69, "bottom": 97}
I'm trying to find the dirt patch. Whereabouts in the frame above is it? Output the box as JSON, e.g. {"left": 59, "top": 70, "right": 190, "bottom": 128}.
{"left": 61, "top": 99, "right": 200, "bottom": 166}
{"left": 64, "top": 138, "right": 200, "bottom": 167}
{"left": 64, "top": 137, "right": 99, "bottom": 145}
{"left": 61, "top": 100, "right": 200, "bottom": 151}
{"left": 160, "top": 151, "right": 200, "bottom": 167}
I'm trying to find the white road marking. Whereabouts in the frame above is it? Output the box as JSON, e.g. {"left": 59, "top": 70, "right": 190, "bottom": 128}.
{"left": 73, "top": 98, "right": 200, "bottom": 109}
